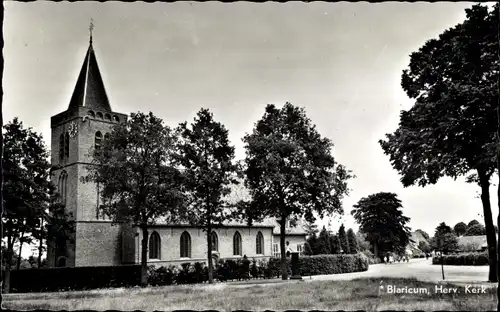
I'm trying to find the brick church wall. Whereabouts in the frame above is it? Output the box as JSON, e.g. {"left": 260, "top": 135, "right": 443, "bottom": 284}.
{"left": 134, "top": 226, "right": 274, "bottom": 267}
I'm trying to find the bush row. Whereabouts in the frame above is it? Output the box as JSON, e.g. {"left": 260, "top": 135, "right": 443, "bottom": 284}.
{"left": 149, "top": 253, "right": 369, "bottom": 286}
{"left": 432, "top": 252, "right": 489, "bottom": 266}
{"left": 6, "top": 264, "right": 142, "bottom": 293}
{"left": 5, "top": 253, "right": 370, "bottom": 292}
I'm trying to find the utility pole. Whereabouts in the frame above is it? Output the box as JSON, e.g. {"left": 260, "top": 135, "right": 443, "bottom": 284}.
{"left": 439, "top": 238, "right": 445, "bottom": 280}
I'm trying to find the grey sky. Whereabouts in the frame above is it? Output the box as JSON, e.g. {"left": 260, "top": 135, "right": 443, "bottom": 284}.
{"left": 4, "top": 1, "right": 497, "bottom": 237}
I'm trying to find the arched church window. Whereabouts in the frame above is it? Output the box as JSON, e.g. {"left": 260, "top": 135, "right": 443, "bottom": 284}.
{"left": 105, "top": 113, "right": 111, "bottom": 121}
{"left": 96, "top": 112, "right": 103, "bottom": 119}
{"left": 58, "top": 170, "right": 68, "bottom": 206}
{"left": 256, "top": 231, "right": 264, "bottom": 255}
{"left": 95, "top": 131, "right": 102, "bottom": 151}
{"left": 59, "top": 134, "right": 64, "bottom": 160}
{"left": 149, "top": 231, "right": 161, "bottom": 259}
{"left": 180, "top": 231, "right": 191, "bottom": 258}
{"left": 64, "top": 132, "right": 70, "bottom": 158}
{"left": 233, "top": 231, "right": 242, "bottom": 256}
{"left": 211, "top": 232, "right": 218, "bottom": 252}
{"left": 113, "top": 115, "right": 120, "bottom": 122}
{"left": 88, "top": 110, "right": 95, "bottom": 118}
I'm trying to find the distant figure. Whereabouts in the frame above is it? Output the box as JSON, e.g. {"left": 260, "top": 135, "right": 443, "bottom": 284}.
{"left": 389, "top": 255, "right": 394, "bottom": 264}
{"left": 286, "top": 241, "right": 292, "bottom": 257}
{"left": 384, "top": 256, "right": 388, "bottom": 264}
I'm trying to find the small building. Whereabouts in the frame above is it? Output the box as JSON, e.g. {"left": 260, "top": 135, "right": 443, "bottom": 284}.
{"left": 457, "top": 235, "right": 487, "bottom": 252}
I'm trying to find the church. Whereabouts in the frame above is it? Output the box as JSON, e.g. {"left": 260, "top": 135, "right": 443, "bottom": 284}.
{"left": 47, "top": 32, "right": 307, "bottom": 268}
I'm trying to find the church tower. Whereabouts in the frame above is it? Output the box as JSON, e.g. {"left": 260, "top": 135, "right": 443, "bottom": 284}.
{"left": 47, "top": 26, "right": 129, "bottom": 267}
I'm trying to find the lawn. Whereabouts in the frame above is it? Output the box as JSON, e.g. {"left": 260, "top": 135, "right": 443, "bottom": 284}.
{"left": 3, "top": 277, "right": 497, "bottom": 311}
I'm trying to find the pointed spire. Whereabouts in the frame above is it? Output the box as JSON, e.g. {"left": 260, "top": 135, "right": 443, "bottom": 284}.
{"left": 67, "top": 21, "right": 112, "bottom": 112}
{"left": 89, "top": 18, "right": 94, "bottom": 44}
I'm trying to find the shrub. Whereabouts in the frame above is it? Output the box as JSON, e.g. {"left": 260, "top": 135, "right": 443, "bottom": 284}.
{"left": 361, "top": 250, "right": 380, "bottom": 264}
{"left": 176, "top": 263, "right": 197, "bottom": 284}
{"left": 148, "top": 265, "right": 177, "bottom": 286}
{"left": 216, "top": 259, "right": 229, "bottom": 282}
{"left": 239, "top": 256, "right": 251, "bottom": 280}
{"left": 7, "top": 264, "right": 141, "bottom": 293}
{"left": 432, "top": 252, "right": 489, "bottom": 266}
{"left": 250, "top": 259, "right": 258, "bottom": 278}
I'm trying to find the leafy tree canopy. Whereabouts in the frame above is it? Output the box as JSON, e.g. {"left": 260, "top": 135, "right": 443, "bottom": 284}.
{"left": 351, "top": 192, "right": 411, "bottom": 255}
{"left": 464, "top": 223, "right": 486, "bottom": 236}
{"left": 241, "top": 102, "right": 353, "bottom": 225}
{"left": 84, "top": 112, "right": 185, "bottom": 226}
{"left": 468, "top": 219, "right": 481, "bottom": 228}
{"left": 454, "top": 222, "right": 468, "bottom": 236}
{"left": 379, "top": 4, "right": 499, "bottom": 188}
{"left": 434, "top": 222, "right": 453, "bottom": 237}
{"left": 176, "top": 108, "right": 239, "bottom": 228}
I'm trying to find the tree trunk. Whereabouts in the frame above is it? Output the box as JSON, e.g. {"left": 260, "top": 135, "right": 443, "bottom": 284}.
{"left": 140, "top": 226, "right": 149, "bottom": 287}
{"left": 0, "top": 81, "right": 4, "bottom": 291}
{"left": 38, "top": 219, "right": 44, "bottom": 268}
{"left": 207, "top": 226, "right": 214, "bottom": 284}
{"left": 478, "top": 170, "right": 498, "bottom": 282}
{"left": 280, "top": 216, "right": 288, "bottom": 280}
{"left": 17, "top": 231, "right": 25, "bottom": 271}
{"left": 496, "top": 91, "right": 500, "bottom": 310}
{"left": 373, "top": 241, "right": 379, "bottom": 259}
{"left": 3, "top": 221, "right": 14, "bottom": 293}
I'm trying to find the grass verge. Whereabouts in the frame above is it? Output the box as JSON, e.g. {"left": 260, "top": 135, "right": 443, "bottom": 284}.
{"left": 3, "top": 277, "right": 496, "bottom": 311}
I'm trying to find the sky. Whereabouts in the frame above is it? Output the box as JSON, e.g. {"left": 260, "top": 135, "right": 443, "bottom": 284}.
{"left": 4, "top": 1, "right": 499, "bottom": 244}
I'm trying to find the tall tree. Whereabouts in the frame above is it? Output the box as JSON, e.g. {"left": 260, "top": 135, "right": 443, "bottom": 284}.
{"left": 83, "top": 112, "right": 185, "bottom": 286}
{"left": 329, "top": 234, "right": 340, "bottom": 254}
{"left": 453, "top": 222, "right": 468, "bottom": 237}
{"left": 351, "top": 192, "right": 411, "bottom": 258}
{"left": 465, "top": 223, "right": 487, "bottom": 236}
{"left": 338, "top": 224, "right": 350, "bottom": 254}
{"left": 2, "top": 118, "right": 53, "bottom": 292}
{"left": 346, "top": 228, "right": 358, "bottom": 254}
{"left": 304, "top": 232, "right": 319, "bottom": 255}
{"left": 378, "top": 4, "right": 499, "bottom": 282}
{"left": 317, "top": 226, "right": 332, "bottom": 255}
{"left": 356, "top": 231, "right": 371, "bottom": 252}
{"left": 418, "top": 240, "right": 431, "bottom": 254}
{"left": 431, "top": 233, "right": 459, "bottom": 254}
{"left": 176, "top": 108, "right": 239, "bottom": 284}
{"left": 468, "top": 219, "right": 481, "bottom": 228}
{"left": 304, "top": 221, "right": 319, "bottom": 237}
{"left": 241, "top": 102, "right": 353, "bottom": 279}
{"left": 435, "top": 222, "right": 453, "bottom": 237}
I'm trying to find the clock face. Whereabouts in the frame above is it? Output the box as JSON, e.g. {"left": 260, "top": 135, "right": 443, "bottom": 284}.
{"left": 68, "top": 121, "right": 78, "bottom": 138}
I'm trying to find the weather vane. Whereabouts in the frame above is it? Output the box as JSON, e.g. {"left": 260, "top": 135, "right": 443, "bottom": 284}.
{"left": 89, "top": 18, "right": 94, "bottom": 43}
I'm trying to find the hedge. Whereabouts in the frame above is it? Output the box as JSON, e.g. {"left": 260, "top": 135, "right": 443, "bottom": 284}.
{"left": 263, "top": 253, "right": 369, "bottom": 278}
{"left": 6, "top": 254, "right": 370, "bottom": 292}
{"left": 432, "top": 252, "right": 489, "bottom": 266}
{"left": 5, "top": 264, "right": 142, "bottom": 293}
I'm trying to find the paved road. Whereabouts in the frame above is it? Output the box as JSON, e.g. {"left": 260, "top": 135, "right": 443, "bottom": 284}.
{"left": 306, "top": 258, "right": 493, "bottom": 284}
{"left": 225, "top": 258, "right": 495, "bottom": 289}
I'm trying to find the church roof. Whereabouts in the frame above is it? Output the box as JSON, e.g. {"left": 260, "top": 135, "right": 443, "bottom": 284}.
{"left": 67, "top": 38, "right": 112, "bottom": 112}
